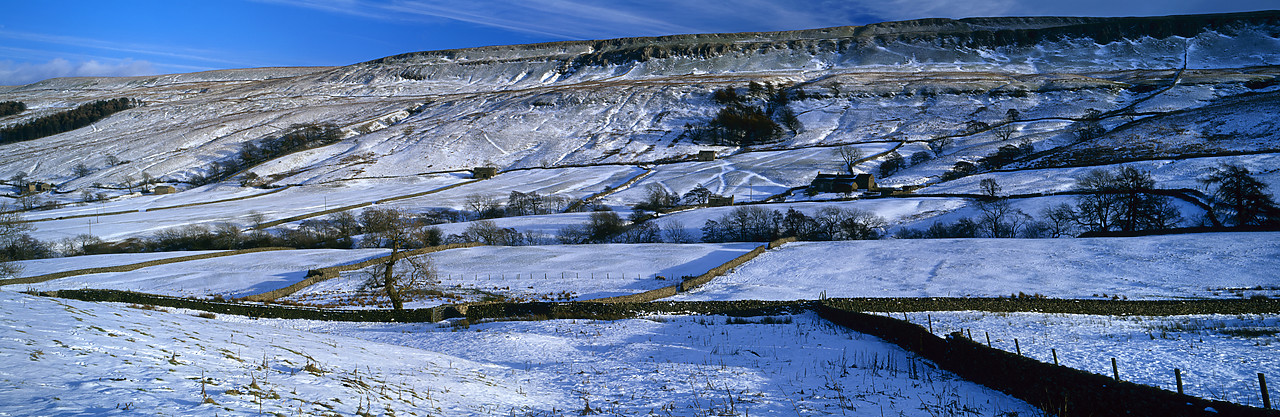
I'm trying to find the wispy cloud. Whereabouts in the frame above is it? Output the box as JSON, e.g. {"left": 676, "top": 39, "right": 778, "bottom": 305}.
{"left": 0, "top": 29, "right": 260, "bottom": 68}
{"left": 0, "top": 58, "right": 157, "bottom": 86}
{"left": 261, "top": 0, "right": 1277, "bottom": 43}
{"left": 255, "top": 0, "right": 866, "bottom": 40}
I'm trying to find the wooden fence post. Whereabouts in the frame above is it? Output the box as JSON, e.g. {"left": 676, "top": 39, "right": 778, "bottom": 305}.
{"left": 1262, "top": 373, "right": 1271, "bottom": 409}
{"left": 1112, "top": 358, "right": 1120, "bottom": 382}
{"left": 1175, "top": 368, "right": 1183, "bottom": 395}
{"left": 927, "top": 314, "right": 933, "bottom": 333}
{"left": 985, "top": 332, "right": 991, "bottom": 348}
{"left": 1014, "top": 338, "right": 1021, "bottom": 356}
{"left": 1051, "top": 348, "right": 1058, "bottom": 366}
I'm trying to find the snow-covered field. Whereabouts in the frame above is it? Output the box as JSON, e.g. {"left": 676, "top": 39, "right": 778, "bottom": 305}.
{"left": 673, "top": 233, "right": 1280, "bottom": 301}
{"left": 8, "top": 250, "right": 215, "bottom": 278}
{"left": 238, "top": 310, "right": 1045, "bottom": 416}
{"left": 5, "top": 249, "right": 389, "bottom": 298}
{"left": 0, "top": 290, "right": 1045, "bottom": 416}
{"left": 913, "top": 311, "right": 1280, "bottom": 408}
{"left": 288, "top": 243, "right": 759, "bottom": 307}
{"left": 0, "top": 291, "right": 556, "bottom": 416}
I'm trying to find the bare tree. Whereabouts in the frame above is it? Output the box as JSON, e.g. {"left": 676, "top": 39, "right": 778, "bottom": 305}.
{"left": 977, "top": 199, "right": 1030, "bottom": 238}
{"left": 661, "top": 220, "right": 695, "bottom": 243}
{"left": 140, "top": 172, "right": 155, "bottom": 193}
{"left": 992, "top": 123, "right": 1015, "bottom": 141}
{"left": 834, "top": 145, "right": 863, "bottom": 175}
{"left": 464, "top": 194, "right": 502, "bottom": 220}
{"left": 1039, "top": 203, "right": 1078, "bottom": 238}
{"left": 362, "top": 253, "right": 437, "bottom": 310}
{"left": 637, "top": 183, "right": 679, "bottom": 211}
{"left": 121, "top": 175, "right": 137, "bottom": 193}
{"left": 0, "top": 206, "right": 35, "bottom": 278}
{"left": 979, "top": 178, "right": 1002, "bottom": 197}
{"left": 931, "top": 137, "right": 953, "bottom": 157}
{"left": 8, "top": 172, "right": 28, "bottom": 190}
{"left": 73, "top": 163, "right": 93, "bottom": 178}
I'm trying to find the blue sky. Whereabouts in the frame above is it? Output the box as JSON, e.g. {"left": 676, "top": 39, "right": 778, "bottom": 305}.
{"left": 1, "top": 0, "right": 1275, "bottom": 85}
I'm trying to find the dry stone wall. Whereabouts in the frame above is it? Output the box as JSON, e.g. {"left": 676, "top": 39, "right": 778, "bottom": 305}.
{"left": 0, "top": 247, "right": 294, "bottom": 286}
{"left": 239, "top": 242, "right": 484, "bottom": 302}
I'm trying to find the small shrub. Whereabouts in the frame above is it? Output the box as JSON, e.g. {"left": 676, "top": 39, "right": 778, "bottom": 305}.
{"left": 195, "top": 312, "right": 216, "bottom": 319}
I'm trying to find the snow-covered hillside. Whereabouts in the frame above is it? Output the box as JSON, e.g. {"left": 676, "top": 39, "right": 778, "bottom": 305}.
{"left": 2, "top": 12, "right": 1279, "bottom": 193}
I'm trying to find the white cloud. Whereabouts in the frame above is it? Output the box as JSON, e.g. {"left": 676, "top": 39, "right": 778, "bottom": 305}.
{"left": 0, "top": 58, "right": 157, "bottom": 86}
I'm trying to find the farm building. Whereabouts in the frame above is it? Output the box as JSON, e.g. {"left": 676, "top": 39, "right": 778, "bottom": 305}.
{"left": 153, "top": 185, "right": 177, "bottom": 195}
{"left": 472, "top": 167, "right": 498, "bottom": 179}
{"left": 697, "top": 150, "right": 716, "bottom": 161}
{"left": 853, "top": 174, "right": 876, "bottom": 190}
{"left": 24, "top": 182, "right": 53, "bottom": 194}
{"left": 809, "top": 173, "right": 875, "bottom": 193}
{"left": 708, "top": 195, "right": 735, "bottom": 207}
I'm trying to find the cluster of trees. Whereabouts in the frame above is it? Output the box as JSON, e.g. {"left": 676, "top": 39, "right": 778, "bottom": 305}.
{"left": 685, "top": 82, "right": 800, "bottom": 146}
{"left": 193, "top": 123, "right": 344, "bottom": 186}
{"left": 702, "top": 206, "right": 887, "bottom": 243}
{"left": 1071, "top": 109, "right": 1107, "bottom": 142}
{"left": 907, "top": 167, "right": 1183, "bottom": 238}
{"left": 633, "top": 183, "right": 720, "bottom": 212}
{"left": 0, "top": 98, "right": 137, "bottom": 144}
{"left": 940, "top": 143, "right": 1035, "bottom": 181}
{"left": 463, "top": 191, "right": 577, "bottom": 220}
{"left": 879, "top": 151, "right": 906, "bottom": 177}
{"left": 0, "top": 101, "right": 25, "bottom": 117}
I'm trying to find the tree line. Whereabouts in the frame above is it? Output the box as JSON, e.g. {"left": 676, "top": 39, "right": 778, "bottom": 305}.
{"left": 0, "top": 98, "right": 137, "bottom": 144}
{"left": 897, "top": 164, "right": 1280, "bottom": 239}
{"left": 0, "top": 101, "right": 25, "bottom": 117}
{"left": 194, "top": 123, "right": 344, "bottom": 186}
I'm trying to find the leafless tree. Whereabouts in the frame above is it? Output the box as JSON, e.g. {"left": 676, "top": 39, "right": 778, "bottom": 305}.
{"left": 931, "top": 137, "right": 953, "bottom": 157}
{"left": 73, "top": 163, "right": 92, "bottom": 178}
{"left": 464, "top": 194, "right": 502, "bottom": 220}
{"left": 362, "top": 253, "right": 437, "bottom": 310}
{"left": 834, "top": 145, "right": 863, "bottom": 175}
{"left": 977, "top": 199, "right": 1030, "bottom": 238}
{"left": 661, "top": 220, "right": 695, "bottom": 243}
{"left": 0, "top": 206, "right": 34, "bottom": 278}
{"left": 992, "top": 123, "right": 1015, "bottom": 141}
{"left": 979, "top": 178, "right": 1002, "bottom": 197}
{"left": 1039, "top": 203, "right": 1078, "bottom": 238}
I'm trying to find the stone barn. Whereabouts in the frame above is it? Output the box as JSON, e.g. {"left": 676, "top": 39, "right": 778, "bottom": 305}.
{"left": 853, "top": 173, "right": 876, "bottom": 190}
{"left": 708, "top": 195, "right": 735, "bottom": 207}
{"left": 153, "top": 185, "right": 177, "bottom": 195}
{"left": 24, "top": 182, "right": 52, "bottom": 194}
{"left": 697, "top": 150, "right": 716, "bottom": 162}
{"left": 472, "top": 166, "right": 498, "bottom": 179}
